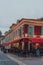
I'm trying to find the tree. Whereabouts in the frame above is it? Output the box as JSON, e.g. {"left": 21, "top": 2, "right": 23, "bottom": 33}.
{"left": 0, "top": 31, "right": 2, "bottom": 36}
{"left": 37, "top": 18, "right": 43, "bottom": 20}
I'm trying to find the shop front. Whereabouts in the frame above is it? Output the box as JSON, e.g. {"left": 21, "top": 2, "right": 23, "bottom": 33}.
{"left": 29, "top": 38, "right": 43, "bottom": 56}
{"left": 2, "top": 37, "right": 43, "bottom": 56}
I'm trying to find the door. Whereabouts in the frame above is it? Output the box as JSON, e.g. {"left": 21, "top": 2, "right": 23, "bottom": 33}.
{"left": 24, "top": 42, "right": 28, "bottom": 50}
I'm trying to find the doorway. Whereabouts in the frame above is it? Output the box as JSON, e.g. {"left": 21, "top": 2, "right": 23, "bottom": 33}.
{"left": 24, "top": 42, "right": 28, "bottom": 50}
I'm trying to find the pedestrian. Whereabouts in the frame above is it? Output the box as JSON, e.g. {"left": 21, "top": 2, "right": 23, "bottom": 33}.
{"left": 36, "top": 48, "right": 40, "bottom": 57}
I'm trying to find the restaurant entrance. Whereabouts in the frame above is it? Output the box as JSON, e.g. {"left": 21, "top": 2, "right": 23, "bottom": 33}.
{"left": 24, "top": 42, "right": 28, "bottom": 50}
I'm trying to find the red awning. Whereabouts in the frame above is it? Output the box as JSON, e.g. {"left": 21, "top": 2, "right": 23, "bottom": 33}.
{"left": 8, "top": 38, "right": 29, "bottom": 44}
{"left": 2, "top": 39, "right": 21, "bottom": 46}
{"left": 20, "top": 37, "right": 29, "bottom": 42}
{"left": 2, "top": 43, "right": 9, "bottom": 46}
{"left": 2, "top": 37, "right": 29, "bottom": 46}
{"left": 29, "top": 38, "right": 43, "bottom": 43}
{"left": 10, "top": 39, "right": 21, "bottom": 44}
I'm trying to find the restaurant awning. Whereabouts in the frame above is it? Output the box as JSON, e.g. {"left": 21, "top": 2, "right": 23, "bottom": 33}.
{"left": 2, "top": 43, "right": 9, "bottom": 46}
{"left": 2, "top": 37, "right": 43, "bottom": 46}
{"left": 2, "top": 37, "right": 29, "bottom": 46}
{"left": 8, "top": 38, "right": 29, "bottom": 44}
{"left": 29, "top": 38, "right": 43, "bottom": 43}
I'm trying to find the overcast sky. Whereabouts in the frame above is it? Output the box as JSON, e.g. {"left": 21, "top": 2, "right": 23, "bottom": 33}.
{"left": 0, "top": 0, "right": 43, "bottom": 34}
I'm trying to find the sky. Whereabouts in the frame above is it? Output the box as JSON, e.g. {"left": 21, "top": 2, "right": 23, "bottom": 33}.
{"left": 0, "top": 0, "right": 43, "bottom": 34}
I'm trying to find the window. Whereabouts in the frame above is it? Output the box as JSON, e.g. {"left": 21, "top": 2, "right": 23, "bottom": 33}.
{"left": 28, "top": 26, "right": 33, "bottom": 36}
{"left": 18, "top": 28, "right": 22, "bottom": 37}
{"left": 34, "top": 26, "right": 41, "bottom": 35}
{"left": 19, "top": 29, "right": 21, "bottom": 36}
{"left": 41, "top": 26, "right": 43, "bottom": 35}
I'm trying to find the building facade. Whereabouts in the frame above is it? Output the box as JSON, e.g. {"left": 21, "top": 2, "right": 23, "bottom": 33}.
{"left": 2, "top": 18, "right": 43, "bottom": 54}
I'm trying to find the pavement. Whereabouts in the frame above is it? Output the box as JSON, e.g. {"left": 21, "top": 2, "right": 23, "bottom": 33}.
{"left": 0, "top": 51, "right": 19, "bottom": 65}
{"left": 0, "top": 51, "right": 43, "bottom": 65}
{"left": 6, "top": 52, "right": 43, "bottom": 65}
